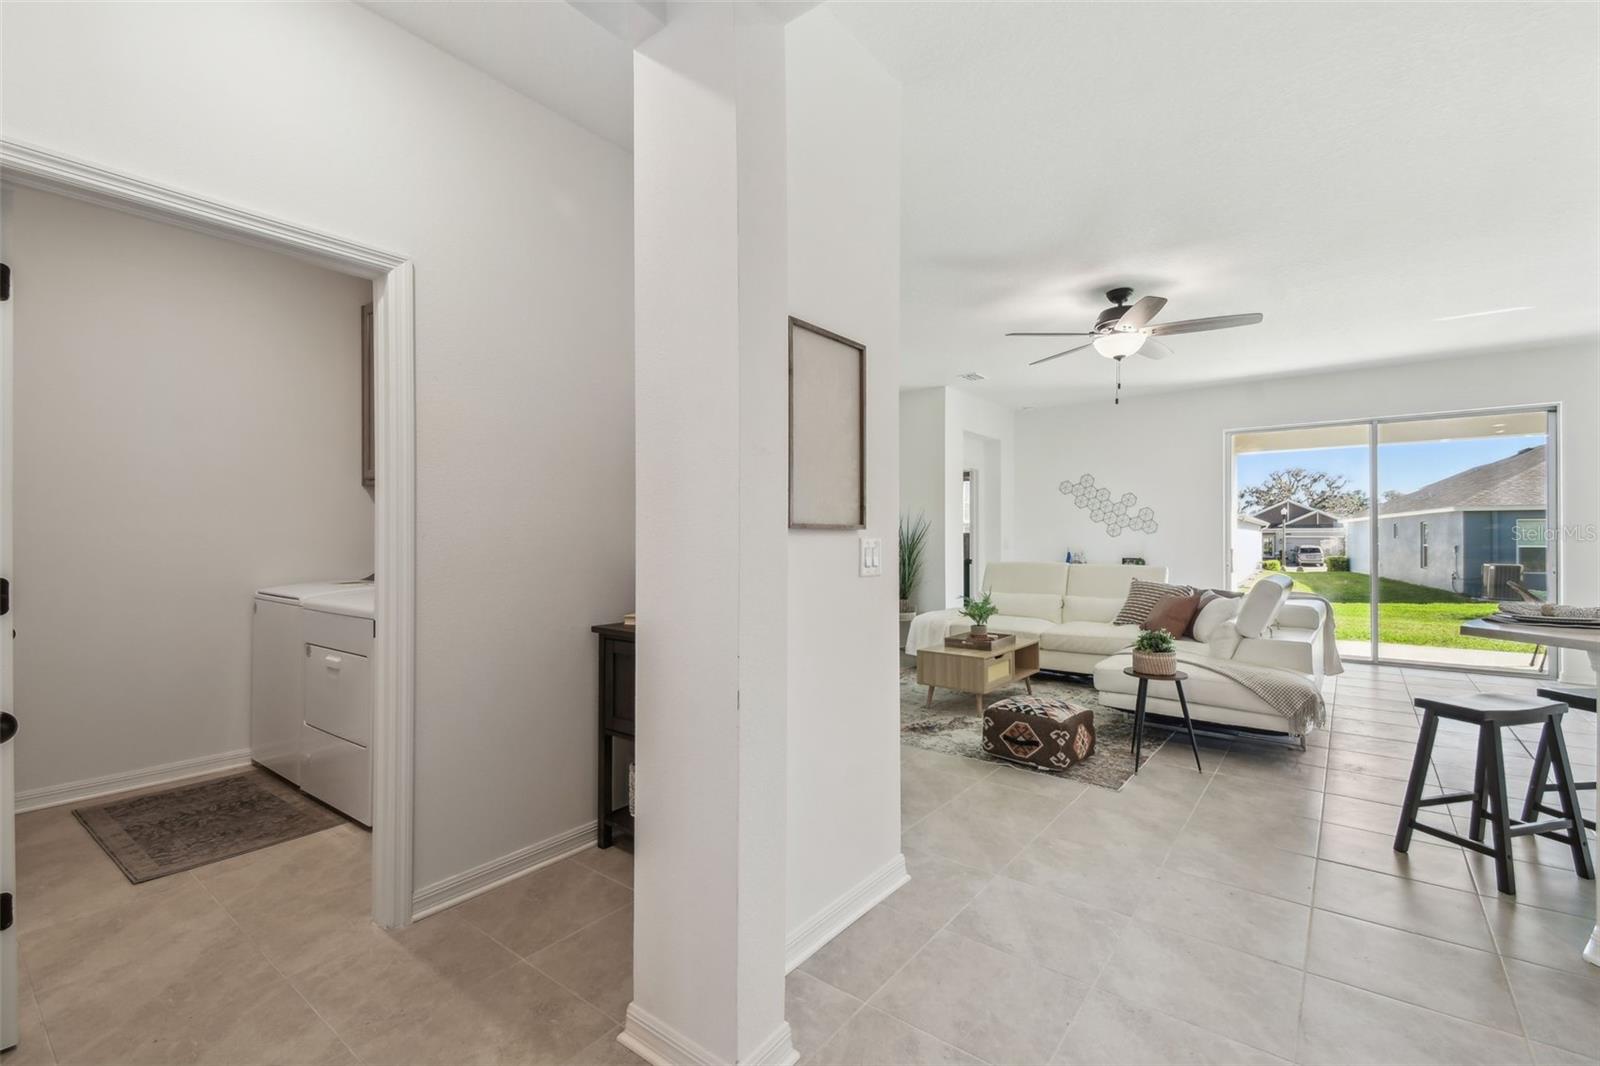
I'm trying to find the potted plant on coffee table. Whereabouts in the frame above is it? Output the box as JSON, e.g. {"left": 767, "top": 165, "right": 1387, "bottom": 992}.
{"left": 960, "top": 592, "right": 999, "bottom": 639}
{"left": 1132, "top": 628, "right": 1178, "bottom": 676}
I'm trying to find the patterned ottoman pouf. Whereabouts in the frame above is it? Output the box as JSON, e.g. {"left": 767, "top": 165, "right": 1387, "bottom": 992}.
{"left": 982, "top": 696, "right": 1096, "bottom": 772}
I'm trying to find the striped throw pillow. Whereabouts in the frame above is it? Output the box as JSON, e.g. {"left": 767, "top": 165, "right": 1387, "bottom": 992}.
{"left": 1112, "top": 579, "right": 1196, "bottom": 627}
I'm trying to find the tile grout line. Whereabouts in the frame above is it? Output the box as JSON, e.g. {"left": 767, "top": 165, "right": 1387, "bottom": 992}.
{"left": 519, "top": 899, "right": 635, "bottom": 1030}
{"left": 1411, "top": 668, "right": 1538, "bottom": 1060}
{"left": 829, "top": 771, "right": 1108, "bottom": 1066}
{"left": 575, "top": 848, "right": 637, "bottom": 890}
{"left": 190, "top": 868, "right": 369, "bottom": 1066}
{"left": 451, "top": 859, "right": 635, "bottom": 965}
{"left": 1293, "top": 719, "right": 1335, "bottom": 1066}
{"left": 16, "top": 946, "right": 59, "bottom": 1066}
{"left": 1044, "top": 745, "right": 1313, "bottom": 1066}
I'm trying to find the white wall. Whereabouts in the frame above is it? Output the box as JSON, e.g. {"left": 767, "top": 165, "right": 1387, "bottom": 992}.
{"left": 631, "top": 3, "right": 792, "bottom": 1057}
{"left": 1014, "top": 341, "right": 1600, "bottom": 679}
{"left": 785, "top": 7, "right": 904, "bottom": 952}
{"left": 898, "top": 386, "right": 1016, "bottom": 608}
{"left": 898, "top": 387, "right": 946, "bottom": 610}
{"left": 2, "top": 1, "right": 635, "bottom": 893}
{"left": 8, "top": 186, "right": 374, "bottom": 795}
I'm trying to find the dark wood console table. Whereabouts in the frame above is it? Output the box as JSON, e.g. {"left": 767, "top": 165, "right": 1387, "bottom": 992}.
{"left": 592, "top": 622, "right": 635, "bottom": 848}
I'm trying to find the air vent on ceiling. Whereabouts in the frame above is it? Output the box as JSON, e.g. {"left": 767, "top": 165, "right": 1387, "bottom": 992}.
{"left": 957, "top": 372, "right": 987, "bottom": 382}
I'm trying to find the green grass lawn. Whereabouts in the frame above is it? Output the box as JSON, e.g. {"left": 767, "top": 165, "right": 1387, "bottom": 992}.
{"left": 1285, "top": 570, "right": 1522, "bottom": 651}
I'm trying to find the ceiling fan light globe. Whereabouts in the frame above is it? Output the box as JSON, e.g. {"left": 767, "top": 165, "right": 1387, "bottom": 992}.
{"left": 1093, "top": 332, "right": 1146, "bottom": 358}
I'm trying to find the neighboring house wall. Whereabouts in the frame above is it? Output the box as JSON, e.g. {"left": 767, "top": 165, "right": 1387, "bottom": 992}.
{"left": 1351, "top": 509, "right": 1547, "bottom": 596}
{"left": 11, "top": 186, "right": 374, "bottom": 797}
{"left": 1231, "top": 521, "right": 1264, "bottom": 589}
{"left": 1466, "top": 510, "right": 1547, "bottom": 596}
{"left": 1350, "top": 512, "right": 1467, "bottom": 594}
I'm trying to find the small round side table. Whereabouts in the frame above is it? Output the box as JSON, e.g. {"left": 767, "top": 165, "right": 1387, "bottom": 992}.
{"left": 1123, "top": 667, "right": 1204, "bottom": 773}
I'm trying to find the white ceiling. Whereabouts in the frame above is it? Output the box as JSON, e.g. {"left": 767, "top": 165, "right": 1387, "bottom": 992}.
{"left": 362, "top": 2, "right": 1598, "bottom": 409}
{"left": 831, "top": 1, "right": 1599, "bottom": 407}
{"left": 359, "top": 0, "right": 633, "bottom": 148}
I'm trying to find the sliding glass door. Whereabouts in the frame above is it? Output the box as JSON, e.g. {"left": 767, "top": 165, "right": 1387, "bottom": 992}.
{"left": 1371, "top": 410, "right": 1554, "bottom": 670}
{"left": 1231, "top": 421, "right": 1374, "bottom": 662}
{"left": 1230, "top": 405, "right": 1557, "bottom": 674}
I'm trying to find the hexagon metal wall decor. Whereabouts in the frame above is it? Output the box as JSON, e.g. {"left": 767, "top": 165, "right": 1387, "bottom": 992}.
{"left": 1058, "top": 474, "right": 1158, "bottom": 538}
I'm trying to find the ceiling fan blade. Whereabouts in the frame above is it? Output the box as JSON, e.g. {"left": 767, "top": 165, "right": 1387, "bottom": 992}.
{"left": 1006, "top": 331, "right": 1095, "bottom": 337}
{"left": 1029, "top": 342, "right": 1094, "bottom": 366}
{"left": 1117, "top": 295, "right": 1167, "bottom": 330}
{"left": 1139, "top": 338, "right": 1173, "bottom": 360}
{"left": 1148, "top": 313, "right": 1263, "bottom": 336}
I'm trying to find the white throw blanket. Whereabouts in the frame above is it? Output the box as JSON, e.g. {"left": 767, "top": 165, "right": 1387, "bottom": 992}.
{"left": 1174, "top": 649, "right": 1328, "bottom": 733}
{"left": 906, "top": 609, "right": 963, "bottom": 655}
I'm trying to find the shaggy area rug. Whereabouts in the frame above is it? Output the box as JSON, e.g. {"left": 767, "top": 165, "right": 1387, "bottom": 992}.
{"left": 901, "top": 668, "right": 1170, "bottom": 791}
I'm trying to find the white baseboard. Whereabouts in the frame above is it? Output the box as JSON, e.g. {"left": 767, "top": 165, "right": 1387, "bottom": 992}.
{"left": 784, "top": 852, "right": 909, "bottom": 972}
{"left": 410, "top": 821, "right": 597, "bottom": 920}
{"left": 620, "top": 1005, "right": 797, "bottom": 1066}
{"left": 744, "top": 1021, "right": 800, "bottom": 1066}
{"left": 16, "top": 748, "right": 252, "bottom": 813}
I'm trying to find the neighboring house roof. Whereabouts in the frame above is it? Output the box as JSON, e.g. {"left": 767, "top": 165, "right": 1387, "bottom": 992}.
{"left": 1371, "top": 445, "right": 1546, "bottom": 517}
{"left": 1235, "top": 514, "right": 1269, "bottom": 528}
{"left": 1249, "top": 500, "right": 1350, "bottom": 528}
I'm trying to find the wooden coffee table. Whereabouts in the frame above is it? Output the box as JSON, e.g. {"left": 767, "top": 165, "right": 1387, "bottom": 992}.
{"left": 916, "top": 636, "right": 1041, "bottom": 715}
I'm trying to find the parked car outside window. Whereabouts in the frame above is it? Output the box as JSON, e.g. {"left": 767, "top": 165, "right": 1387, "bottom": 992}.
{"left": 1296, "top": 546, "right": 1324, "bottom": 567}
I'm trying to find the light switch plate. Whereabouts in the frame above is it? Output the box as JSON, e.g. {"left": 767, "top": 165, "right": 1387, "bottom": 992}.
{"left": 859, "top": 535, "right": 883, "bottom": 577}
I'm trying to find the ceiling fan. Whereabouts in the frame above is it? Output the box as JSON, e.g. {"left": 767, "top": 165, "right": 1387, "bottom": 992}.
{"left": 1009, "top": 287, "right": 1263, "bottom": 403}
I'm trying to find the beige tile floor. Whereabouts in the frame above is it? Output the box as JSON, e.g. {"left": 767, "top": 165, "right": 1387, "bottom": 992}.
{"left": 4, "top": 663, "right": 1597, "bottom": 1065}
{"left": 4, "top": 798, "right": 640, "bottom": 1066}
{"left": 800, "top": 663, "right": 1600, "bottom": 1066}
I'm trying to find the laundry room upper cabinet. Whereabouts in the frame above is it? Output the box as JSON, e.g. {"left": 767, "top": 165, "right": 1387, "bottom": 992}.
{"left": 361, "top": 302, "right": 374, "bottom": 489}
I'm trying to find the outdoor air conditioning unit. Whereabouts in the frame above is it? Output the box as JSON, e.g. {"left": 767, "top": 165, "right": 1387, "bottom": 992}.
{"left": 1482, "top": 563, "right": 1524, "bottom": 600}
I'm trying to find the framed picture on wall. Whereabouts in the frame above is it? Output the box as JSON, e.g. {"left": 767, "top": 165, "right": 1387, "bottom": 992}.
{"left": 789, "top": 317, "right": 865, "bottom": 530}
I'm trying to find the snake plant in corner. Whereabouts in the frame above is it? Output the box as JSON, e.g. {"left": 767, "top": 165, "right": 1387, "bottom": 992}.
{"left": 898, "top": 512, "right": 931, "bottom": 614}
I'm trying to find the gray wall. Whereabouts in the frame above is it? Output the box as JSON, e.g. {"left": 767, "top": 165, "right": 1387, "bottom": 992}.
{"left": 1351, "top": 510, "right": 1547, "bottom": 596}
{"left": 1352, "top": 512, "right": 1466, "bottom": 594}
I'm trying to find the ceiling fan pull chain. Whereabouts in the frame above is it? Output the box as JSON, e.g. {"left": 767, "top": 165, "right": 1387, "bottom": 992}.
{"left": 1114, "top": 356, "right": 1122, "bottom": 404}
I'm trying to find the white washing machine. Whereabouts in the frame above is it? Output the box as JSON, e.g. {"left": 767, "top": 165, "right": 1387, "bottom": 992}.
{"left": 299, "top": 584, "right": 375, "bottom": 825}
{"left": 251, "top": 581, "right": 357, "bottom": 785}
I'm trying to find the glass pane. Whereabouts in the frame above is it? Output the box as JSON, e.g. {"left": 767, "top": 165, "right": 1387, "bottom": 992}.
{"left": 1372, "top": 410, "right": 1550, "bottom": 671}
{"left": 1232, "top": 422, "right": 1371, "bottom": 660}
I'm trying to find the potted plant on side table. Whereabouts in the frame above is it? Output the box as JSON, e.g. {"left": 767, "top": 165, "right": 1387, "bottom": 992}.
{"left": 960, "top": 592, "right": 999, "bottom": 639}
{"left": 1132, "top": 628, "right": 1178, "bottom": 676}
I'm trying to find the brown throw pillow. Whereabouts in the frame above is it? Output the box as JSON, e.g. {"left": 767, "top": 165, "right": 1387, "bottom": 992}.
{"left": 1112, "top": 578, "right": 1194, "bottom": 626}
{"left": 1144, "top": 592, "right": 1202, "bottom": 637}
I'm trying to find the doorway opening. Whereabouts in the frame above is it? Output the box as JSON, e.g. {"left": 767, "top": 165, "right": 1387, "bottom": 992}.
{"left": 0, "top": 141, "right": 417, "bottom": 931}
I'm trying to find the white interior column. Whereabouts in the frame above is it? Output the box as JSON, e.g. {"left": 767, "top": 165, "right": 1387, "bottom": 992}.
{"left": 627, "top": 4, "right": 794, "bottom": 1064}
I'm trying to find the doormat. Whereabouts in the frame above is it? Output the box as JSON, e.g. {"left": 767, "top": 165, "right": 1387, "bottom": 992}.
{"left": 73, "top": 769, "right": 346, "bottom": 883}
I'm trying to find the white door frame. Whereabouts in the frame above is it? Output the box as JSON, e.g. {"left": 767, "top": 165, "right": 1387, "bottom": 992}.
{"left": 0, "top": 140, "right": 417, "bottom": 929}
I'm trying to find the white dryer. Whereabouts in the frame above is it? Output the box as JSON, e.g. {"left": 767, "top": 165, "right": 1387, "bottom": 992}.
{"left": 299, "top": 584, "right": 375, "bottom": 825}
{"left": 250, "top": 581, "right": 362, "bottom": 785}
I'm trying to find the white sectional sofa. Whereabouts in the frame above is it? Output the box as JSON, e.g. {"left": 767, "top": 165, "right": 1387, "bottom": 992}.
{"left": 907, "top": 562, "right": 1332, "bottom": 740}
{"left": 908, "top": 561, "right": 1168, "bottom": 674}
{"left": 1094, "top": 592, "right": 1329, "bottom": 739}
